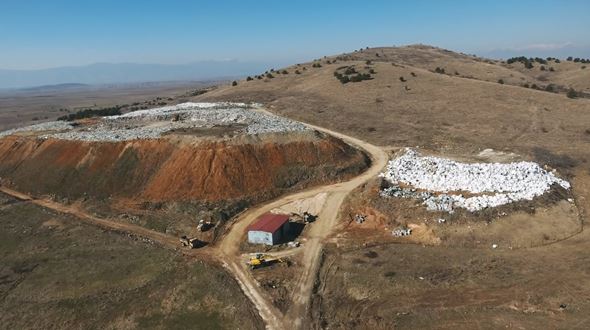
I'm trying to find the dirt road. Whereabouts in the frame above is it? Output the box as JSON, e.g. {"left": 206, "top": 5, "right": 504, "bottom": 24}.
{"left": 0, "top": 186, "right": 211, "bottom": 260}
{"left": 216, "top": 107, "right": 388, "bottom": 329}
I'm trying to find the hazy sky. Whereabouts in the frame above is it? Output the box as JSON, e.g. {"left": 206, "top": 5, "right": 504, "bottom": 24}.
{"left": 1, "top": 0, "right": 589, "bottom": 70}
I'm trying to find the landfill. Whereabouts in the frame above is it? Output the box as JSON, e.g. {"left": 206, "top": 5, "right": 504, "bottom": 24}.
{"left": 380, "top": 148, "right": 570, "bottom": 213}
{"left": 0, "top": 102, "right": 309, "bottom": 142}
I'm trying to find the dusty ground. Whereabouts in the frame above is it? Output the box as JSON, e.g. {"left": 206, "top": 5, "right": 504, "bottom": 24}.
{"left": 0, "top": 192, "right": 262, "bottom": 329}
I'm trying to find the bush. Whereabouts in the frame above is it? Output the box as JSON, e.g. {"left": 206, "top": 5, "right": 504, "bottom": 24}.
{"left": 567, "top": 88, "right": 578, "bottom": 99}
{"left": 434, "top": 67, "right": 445, "bottom": 74}
{"left": 257, "top": 75, "right": 263, "bottom": 80}
{"left": 369, "top": 68, "right": 375, "bottom": 74}
{"left": 540, "top": 66, "right": 546, "bottom": 71}
{"left": 555, "top": 59, "right": 561, "bottom": 63}
{"left": 573, "top": 58, "right": 581, "bottom": 63}
{"left": 498, "top": 79, "right": 504, "bottom": 84}
{"left": 399, "top": 76, "right": 406, "bottom": 82}
{"left": 312, "top": 63, "right": 322, "bottom": 68}
{"left": 567, "top": 56, "right": 573, "bottom": 61}
{"left": 582, "top": 66, "right": 587, "bottom": 69}
{"left": 410, "top": 72, "right": 416, "bottom": 77}
{"left": 366, "top": 60, "right": 372, "bottom": 65}
{"left": 531, "top": 84, "right": 539, "bottom": 90}
{"left": 246, "top": 76, "right": 253, "bottom": 81}
{"left": 295, "top": 70, "right": 301, "bottom": 74}
{"left": 545, "top": 84, "right": 556, "bottom": 92}
{"left": 549, "top": 67, "right": 555, "bottom": 72}
{"left": 281, "top": 70, "right": 288, "bottom": 74}
{"left": 349, "top": 73, "right": 372, "bottom": 82}
{"left": 232, "top": 81, "right": 238, "bottom": 86}
{"left": 266, "top": 73, "right": 274, "bottom": 78}
{"left": 523, "top": 83, "right": 530, "bottom": 88}
{"left": 57, "top": 106, "right": 122, "bottom": 121}
{"left": 524, "top": 61, "right": 534, "bottom": 69}
{"left": 344, "top": 67, "right": 357, "bottom": 75}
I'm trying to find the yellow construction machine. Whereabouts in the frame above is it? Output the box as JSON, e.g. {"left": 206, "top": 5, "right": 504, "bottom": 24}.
{"left": 247, "top": 253, "right": 284, "bottom": 270}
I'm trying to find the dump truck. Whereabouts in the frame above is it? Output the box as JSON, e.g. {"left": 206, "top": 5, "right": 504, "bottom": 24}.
{"left": 247, "top": 253, "right": 284, "bottom": 270}
{"left": 180, "top": 235, "right": 202, "bottom": 249}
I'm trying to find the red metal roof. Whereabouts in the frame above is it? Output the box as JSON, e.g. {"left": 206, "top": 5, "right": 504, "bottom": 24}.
{"left": 248, "top": 213, "right": 289, "bottom": 233}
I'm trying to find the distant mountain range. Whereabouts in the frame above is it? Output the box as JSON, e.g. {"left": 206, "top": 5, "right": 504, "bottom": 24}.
{"left": 0, "top": 61, "right": 287, "bottom": 89}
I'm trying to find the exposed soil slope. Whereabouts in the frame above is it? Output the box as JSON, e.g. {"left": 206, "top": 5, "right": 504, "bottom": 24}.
{"left": 0, "top": 132, "right": 368, "bottom": 203}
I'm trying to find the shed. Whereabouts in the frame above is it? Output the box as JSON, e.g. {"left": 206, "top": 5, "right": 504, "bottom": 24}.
{"left": 247, "top": 213, "right": 290, "bottom": 245}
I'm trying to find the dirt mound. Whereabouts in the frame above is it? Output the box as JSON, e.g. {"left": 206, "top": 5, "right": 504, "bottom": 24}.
{"left": 0, "top": 133, "right": 368, "bottom": 204}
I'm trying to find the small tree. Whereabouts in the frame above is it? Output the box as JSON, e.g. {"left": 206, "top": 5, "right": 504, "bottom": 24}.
{"left": 246, "top": 76, "right": 253, "bottom": 81}
{"left": 567, "top": 88, "right": 578, "bottom": 99}
{"left": 232, "top": 81, "right": 238, "bottom": 86}
{"left": 281, "top": 70, "right": 288, "bottom": 74}
{"left": 498, "top": 79, "right": 504, "bottom": 84}
{"left": 410, "top": 72, "right": 417, "bottom": 77}
{"left": 540, "top": 65, "right": 546, "bottom": 71}
{"left": 399, "top": 76, "right": 406, "bottom": 82}
{"left": 295, "top": 70, "right": 301, "bottom": 74}
{"left": 567, "top": 56, "right": 573, "bottom": 61}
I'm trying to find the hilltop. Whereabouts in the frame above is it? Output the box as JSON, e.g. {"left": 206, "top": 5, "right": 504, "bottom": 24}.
{"left": 196, "top": 45, "right": 590, "bottom": 160}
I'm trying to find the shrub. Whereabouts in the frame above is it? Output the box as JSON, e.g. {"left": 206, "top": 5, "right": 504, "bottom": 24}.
{"left": 281, "top": 70, "right": 288, "bottom": 74}
{"left": 232, "top": 81, "right": 238, "bottom": 86}
{"left": 540, "top": 66, "right": 546, "bottom": 71}
{"left": 434, "top": 67, "right": 445, "bottom": 74}
{"left": 257, "top": 75, "right": 263, "bottom": 80}
{"left": 57, "top": 106, "right": 122, "bottom": 121}
{"left": 366, "top": 60, "right": 372, "bottom": 65}
{"left": 339, "top": 75, "right": 350, "bottom": 84}
{"left": 555, "top": 59, "right": 561, "bottom": 63}
{"left": 410, "top": 72, "right": 416, "bottom": 77}
{"left": 246, "top": 76, "right": 253, "bottom": 81}
{"left": 344, "top": 67, "right": 357, "bottom": 75}
{"left": 369, "top": 68, "right": 376, "bottom": 74}
{"left": 545, "top": 84, "right": 555, "bottom": 92}
{"left": 573, "top": 58, "right": 581, "bottom": 63}
{"left": 524, "top": 61, "right": 534, "bottom": 69}
{"left": 549, "top": 67, "right": 555, "bottom": 72}
{"left": 523, "top": 83, "right": 530, "bottom": 88}
{"left": 312, "top": 63, "right": 322, "bottom": 68}
{"left": 498, "top": 79, "right": 504, "bottom": 84}
{"left": 295, "top": 70, "right": 301, "bottom": 74}
{"left": 567, "top": 88, "right": 578, "bottom": 99}
{"left": 399, "top": 76, "right": 406, "bottom": 82}
{"left": 582, "top": 66, "right": 587, "bottom": 69}
{"left": 266, "top": 73, "right": 274, "bottom": 78}
{"left": 567, "top": 56, "right": 573, "bottom": 61}
{"left": 531, "top": 84, "right": 539, "bottom": 89}
{"left": 349, "top": 73, "right": 372, "bottom": 82}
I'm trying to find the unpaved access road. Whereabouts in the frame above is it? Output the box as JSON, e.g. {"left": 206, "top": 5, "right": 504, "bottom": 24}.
{"left": 216, "top": 107, "right": 388, "bottom": 329}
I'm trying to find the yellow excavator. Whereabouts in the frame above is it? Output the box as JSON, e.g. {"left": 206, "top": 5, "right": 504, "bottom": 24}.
{"left": 247, "top": 253, "right": 284, "bottom": 270}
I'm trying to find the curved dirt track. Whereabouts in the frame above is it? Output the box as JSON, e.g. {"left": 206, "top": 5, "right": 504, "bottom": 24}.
{"left": 216, "top": 107, "right": 388, "bottom": 329}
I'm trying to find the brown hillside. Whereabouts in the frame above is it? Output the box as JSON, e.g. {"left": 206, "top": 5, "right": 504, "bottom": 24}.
{"left": 195, "top": 46, "right": 590, "bottom": 163}
{"left": 0, "top": 132, "right": 368, "bottom": 203}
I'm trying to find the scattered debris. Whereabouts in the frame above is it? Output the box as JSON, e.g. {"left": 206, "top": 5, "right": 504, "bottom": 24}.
{"left": 392, "top": 227, "right": 412, "bottom": 237}
{"left": 380, "top": 148, "right": 570, "bottom": 213}
{"left": 354, "top": 214, "right": 366, "bottom": 224}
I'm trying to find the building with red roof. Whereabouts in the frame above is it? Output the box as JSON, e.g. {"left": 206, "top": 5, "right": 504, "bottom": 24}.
{"left": 247, "top": 213, "right": 290, "bottom": 245}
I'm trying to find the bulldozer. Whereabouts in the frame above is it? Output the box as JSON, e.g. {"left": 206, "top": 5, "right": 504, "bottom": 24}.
{"left": 247, "top": 253, "right": 284, "bottom": 270}
{"left": 179, "top": 235, "right": 202, "bottom": 249}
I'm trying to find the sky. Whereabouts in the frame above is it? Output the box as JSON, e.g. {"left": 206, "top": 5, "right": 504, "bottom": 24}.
{"left": 0, "top": 0, "right": 589, "bottom": 70}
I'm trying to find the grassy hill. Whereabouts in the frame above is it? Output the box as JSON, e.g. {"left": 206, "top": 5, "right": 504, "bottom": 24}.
{"left": 194, "top": 45, "right": 590, "bottom": 166}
